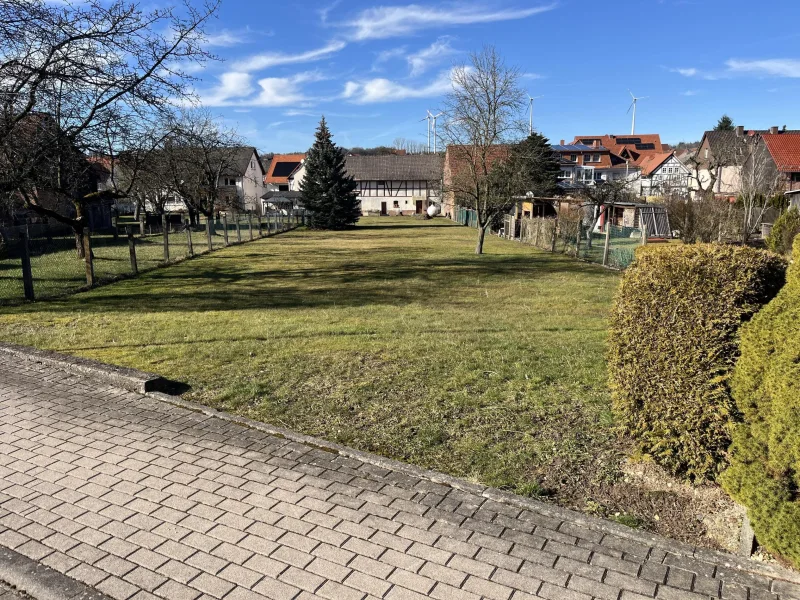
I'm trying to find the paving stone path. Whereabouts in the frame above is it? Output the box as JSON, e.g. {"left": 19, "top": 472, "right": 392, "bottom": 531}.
{"left": 0, "top": 354, "right": 798, "bottom": 600}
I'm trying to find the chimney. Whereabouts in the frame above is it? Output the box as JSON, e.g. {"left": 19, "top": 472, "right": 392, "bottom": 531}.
{"left": 560, "top": 139, "right": 565, "bottom": 146}
{"left": 769, "top": 126, "right": 779, "bottom": 134}
{"left": 735, "top": 125, "right": 744, "bottom": 137}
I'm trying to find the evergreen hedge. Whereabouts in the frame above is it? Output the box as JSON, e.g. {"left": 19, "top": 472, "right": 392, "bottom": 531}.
{"left": 608, "top": 244, "right": 786, "bottom": 481}
{"left": 720, "top": 236, "right": 800, "bottom": 567}
{"left": 766, "top": 207, "right": 800, "bottom": 256}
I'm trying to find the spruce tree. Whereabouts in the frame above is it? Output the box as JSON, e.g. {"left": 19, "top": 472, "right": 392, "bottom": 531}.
{"left": 300, "top": 117, "right": 360, "bottom": 229}
{"left": 714, "top": 114, "right": 734, "bottom": 131}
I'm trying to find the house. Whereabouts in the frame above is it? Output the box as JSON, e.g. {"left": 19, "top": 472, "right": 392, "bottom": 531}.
{"left": 218, "top": 146, "right": 266, "bottom": 212}
{"left": 344, "top": 155, "right": 443, "bottom": 216}
{"left": 264, "top": 154, "right": 305, "bottom": 192}
{"left": 552, "top": 142, "right": 634, "bottom": 188}
{"left": 637, "top": 152, "right": 690, "bottom": 198}
{"left": 760, "top": 131, "right": 800, "bottom": 193}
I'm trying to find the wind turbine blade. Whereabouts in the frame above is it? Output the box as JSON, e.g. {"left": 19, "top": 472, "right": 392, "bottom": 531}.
{"left": 629, "top": 90, "right": 635, "bottom": 99}
{"left": 626, "top": 102, "right": 634, "bottom": 114}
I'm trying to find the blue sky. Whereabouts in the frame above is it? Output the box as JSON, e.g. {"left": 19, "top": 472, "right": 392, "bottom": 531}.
{"left": 192, "top": 0, "right": 800, "bottom": 153}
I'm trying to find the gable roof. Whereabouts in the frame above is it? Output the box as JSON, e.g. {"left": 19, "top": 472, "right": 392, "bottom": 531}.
{"left": 760, "top": 133, "right": 800, "bottom": 172}
{"left": 638, "top": 152, "right": 679, "bottom": 176}
{"left": 265, "top": 153, "right": 305, "bottom": 184}
{"left": 227, "top": 147, "right": 262, "bottom": 177}
{"left": 444, "top": 144, "right": 511, "bottom": 182}
{"left": 345, "top": 154, "right": 442, "bottom": 181}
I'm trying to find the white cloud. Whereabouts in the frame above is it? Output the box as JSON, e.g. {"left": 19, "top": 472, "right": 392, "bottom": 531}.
{"left": 343, "top": 3, "right": 557, "bottom": 41}
{"left": 681, "top": 90, "right": 698, "bottom": 96}
{"left": 725, "top": 58, "right": 800, "bottom": 78}
{"left": 343, "top": 70, "right": 454, "bottom": 103}
{"left": 372, "top": 47, "right": 407, "bottom": 71}
{"left": 232, "top": 40, "right": 347, "bottom": 72}
{"left": 200, "top": 71, "right": 254, "bottom": 105}
{"left": 671, "top": 67, "right": 698, "bottom": 77}
{"left": 407, "top": 37, "right": 458, "bottom": 76}
{"left": 201, "top": 71, "right": 325, "bottom": 107}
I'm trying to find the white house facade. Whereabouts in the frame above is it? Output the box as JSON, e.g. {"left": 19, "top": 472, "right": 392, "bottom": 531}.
{"left": 638, "top": 154, "right": 690, "bottom": 198}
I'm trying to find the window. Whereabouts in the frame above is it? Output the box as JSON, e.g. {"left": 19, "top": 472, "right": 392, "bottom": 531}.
{"left": 223, "top": 177, "right": 237, "bottom": 186}
{"left": 278, "top": 184, "right": 289, "bottom": 191}
{"left": 393, "top": 200, "right": 399, "bottom": 208}
{"left": 792, "top": 172, "right": 800, "bottom": 182}
{"left": 584, "top": 154, "right": 600, "bottom": 163}
{"left": 705, "top": 149, "right": 709, "bottom": 159}
{"left": 569, "top": 154, "right": 577, "bottom": 162}
{"left": 559, "top": 170, "right": 571, "bottom": 179}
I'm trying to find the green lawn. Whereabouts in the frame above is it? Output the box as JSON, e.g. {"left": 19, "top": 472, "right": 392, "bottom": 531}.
{"left": 0, "top": 217, "right": 626, "bottom": 508}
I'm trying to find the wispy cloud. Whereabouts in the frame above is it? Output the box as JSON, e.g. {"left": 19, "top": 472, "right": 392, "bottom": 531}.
{"left": 342, "top": 3, "right": 557, "bottom": 41}
{"left": 205, "top": 27, "right": 272, "bottom": 47}
{"left": 681, "top": 90, "right": 698, "bottom": 96}
{"left": 372, "top": 47, "right": 407, "bottom": 71}
{"left": 200, "top": 72, "right": 254, "bottom": 105}
{"left": 670, "top": 67, "right": 698, "bottom": 77}
{"left": 407, "top": 37, "right": 458, "bottom": 76}
{"left": 232, "top": 40, "right": 346, "bottom": 72}
{"left": 725, "top": 58, "right": 800, "bottom": 78}
{"left": 342, "top": 69, "right": 454, "bottom": 103}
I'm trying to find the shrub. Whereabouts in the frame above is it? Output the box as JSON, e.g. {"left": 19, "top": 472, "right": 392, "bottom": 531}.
{"left": 719, "top": 236, "right": 800, "bottom": 567}
{"left": 608, "top": 244, "right": 786, "bottom": 481}
{"left": 766, "top": 207, "right": 800, "bottom": 255}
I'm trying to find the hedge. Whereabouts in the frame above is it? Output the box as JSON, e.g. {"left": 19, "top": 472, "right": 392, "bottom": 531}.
{"left": 608, "top": 244, "right": 786, "bottom": 481}
{"left": 720, "top": 236, "right": 800, "bottom": 567}
{"left": 766, "top": 207, "right": 800, "bottom": 256}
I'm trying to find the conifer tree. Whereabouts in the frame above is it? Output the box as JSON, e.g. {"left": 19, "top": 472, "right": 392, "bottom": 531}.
{"left": 715, "top": 114, "right": 734, "bottom": 131}
{"left": 300, "top": 117, "right": 360, "bottom": 229}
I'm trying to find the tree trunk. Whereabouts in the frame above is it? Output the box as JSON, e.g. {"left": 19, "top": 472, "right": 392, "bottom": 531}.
{"left": 75, "top": 231, "right": 85, "bottom": 258}
{"left": 475, "top": 225, "right": 487, "bottom": 255}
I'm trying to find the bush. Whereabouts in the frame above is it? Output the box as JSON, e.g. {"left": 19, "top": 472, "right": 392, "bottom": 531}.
{"left": 719, "top": 236, "right": 800, "bottom": 567}
{"left": 766, "top": 207, "right": 800, "bottom": 255}
{"left": 608, "top": 244, "right": 786, "bottom": 481}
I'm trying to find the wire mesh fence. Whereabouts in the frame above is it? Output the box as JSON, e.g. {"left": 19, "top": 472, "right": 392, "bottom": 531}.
{"left": 453, "top": 206, "right": 479, "bottom": 228}
{"left": 515, "top": 215, "right": 647, "bottom": 270}
{"left": 0, "top": 210, "right": 304, "bottom": 305}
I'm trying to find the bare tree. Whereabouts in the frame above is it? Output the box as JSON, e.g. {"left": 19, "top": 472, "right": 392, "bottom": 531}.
{"left": 0, "top": 0, "right": 218, "bottom": 247}
{"left": 392, "top": 137, "right": 428, "bottom": 154}
{"left": 738, "top": 138, "right": 781, "bottom": 243}
{"left": 573, "top": 178, "right": 637, "bottom": 246}
{"left": 440, "top": 46, "right": 526, "bottom": 254}
{"left": 161, "top": 110, "right": 245, "bottom": 223}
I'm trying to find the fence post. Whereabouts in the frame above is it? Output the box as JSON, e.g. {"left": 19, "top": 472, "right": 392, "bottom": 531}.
{"left": 551, "top": 217, "right": 558, "bottom": 252}
{"left": 205, "top": 215, "right": 213, "bottom": 251}
{"left": 20, "top": 231, "right": 35, "bottom": 301}
{"left": 112, "top": 212, "right": 119, "bottom": 241}
{"left": 187, "top": 223, "right": 194, "bottom": 257}
{"left": 575, "top": 220, "right": 582, "bottom": 257}
{"left": 602, "top": 208, "right": 612, "bottom": 267}
{"left": 222, "top": 215, "right": 229, "bottom": 246}
{"left": 641, "top": 221, "right": 648, "bottom": 246}
{"left": 534, "top": 218, "right": 541, "bottom": 247}
{"left": 257, "top": 215, "right": 263, "bottom": 237}
{"left": 162, "top": 213, "right": 169, "bottom": 262}
{"left": 127, "top": 226, "right": 138, "bottom": 275}
{"left": 235, "top": 214, "right": 242, "bottom": 243}
{"left": 247, "top": 212, "right": 254, "bottom": 241}
{"left": 83, "top": 232, "right": 95, "bottom": 287}
{"left": 139, "top": 213, "right": 146, "bottom": 237}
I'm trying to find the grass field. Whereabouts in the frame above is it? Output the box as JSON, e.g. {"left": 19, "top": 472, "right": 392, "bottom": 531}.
{"left": 0, "top": 217, "right": 625, "bottom": 501}
{"left": 0, "top": 216, "right": 288, "bottom": 303}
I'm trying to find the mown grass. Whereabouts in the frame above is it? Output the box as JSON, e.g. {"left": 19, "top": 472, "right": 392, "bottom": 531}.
{"left": 0, "top": 217, "right": 625, "bottom": 504}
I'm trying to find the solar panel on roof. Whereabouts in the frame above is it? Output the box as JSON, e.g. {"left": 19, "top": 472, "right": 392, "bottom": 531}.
{"left": 635, "top": 143, "right": 656, "bottom": 150}
{"left": 271, "top": 161, "right": 301, "bottom": 177}
{"left": 616, "top": 137, "right": 641, "bottom": 145}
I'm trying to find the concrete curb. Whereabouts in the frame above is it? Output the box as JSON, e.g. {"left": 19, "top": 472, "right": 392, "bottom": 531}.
{"left": 5, "top": 343, "right": 799, "bottom": 588}
{"left": 0, "top": 343, "right": 168, "bottom": 394}
{"left": 0, "top": 545, "right": 111, "bottom": 600}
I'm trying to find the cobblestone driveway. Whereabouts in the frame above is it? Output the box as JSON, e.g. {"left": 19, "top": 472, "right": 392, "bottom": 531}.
{"left": 0, "top": 354, "right": 798, "bottom": 600}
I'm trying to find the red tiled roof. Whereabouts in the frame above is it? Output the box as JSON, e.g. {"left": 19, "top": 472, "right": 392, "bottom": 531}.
{"left": 570, "top": 134, "right": 664, "bottom": 167}
{"left": 444, "top": 145, "right": 511, "bottom": 181}
{"left": 638, "top": 152, "right": 675, "bottom": 177}
{"left": 265, "top": 153, "right": 305, "bottom": 184}
{"left": 761, "top": 133, "right": 800, "bottom": 172}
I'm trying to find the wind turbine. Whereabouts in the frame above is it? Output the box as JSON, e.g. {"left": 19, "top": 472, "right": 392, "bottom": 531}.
{"left": 429, "top": 111, "right": 443, "bottom": 153}
{"left": 419, "top": 112, "right": 432, "bottom": 152}
{"left": 528, "top": 95, "right": 543, "bottom": 135}
{"left": 627, "top": 91, "right": 648, "bottom": 135}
